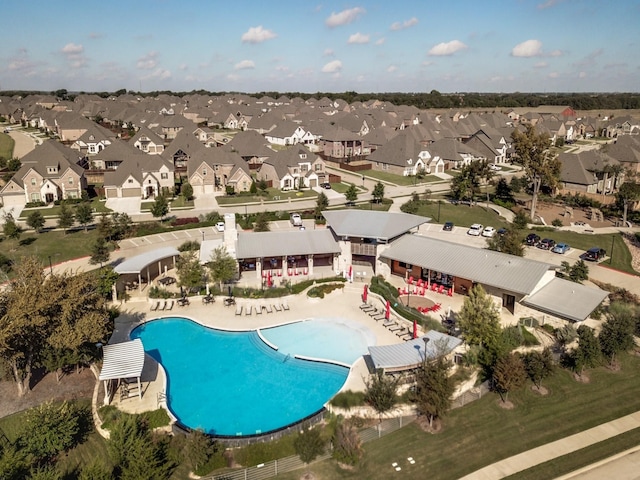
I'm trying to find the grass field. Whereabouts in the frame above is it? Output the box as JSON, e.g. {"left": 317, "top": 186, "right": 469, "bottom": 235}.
{"left": 411, "top": 201, "right": 511, "bottom": 230}
{"left": 362, "top": 169, "right": 443, "bottom": 186}
{"left": 18, "top": 199, "right": 112, "bottom": 219}
{"left": 273, "top": 353, "right": 640, "bottom": 480}
{"left": 0, "top": 131, "right": 15, "bottom": 160}
{"left": 216, "top": 188, "right": 317, "bottom": 205}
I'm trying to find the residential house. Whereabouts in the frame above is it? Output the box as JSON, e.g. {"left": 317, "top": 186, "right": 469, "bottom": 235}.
{"left": 557, "top": 150, "right": 620, "bottom": 197}
{"left": 129, "top": 126, "right": 165, "bottom": 154}
{"left": 264, "top": 121, "right": 314, "bottom": 146}
{"left": 603, "top": 135, "right": 640, "bottom": 175}
{"left": 257, "top": 145, "right": 327, "bottom": 190}
{"left": 70, "top": 124, "right": 116, "bottom": 155}
{"left": 103, "top": 153, "right": 175, "bottom": 199}
{"left": 320, "top": 126, "right": 365, "bottom": 160}
{"left": 464, "top": 126, "right": 508, "bottom": 164}
{"left": 187, "top": 147, "right": 253, "bottom": 196}
{"left": 223, "top": 130, "right": 273, "bottom": 169}
{"left": 162, "top": 129, "right": 208, "bottom": 175}
{"left": 366, "top": 129, "right": 442, "bottom": 176}
{"left": 428, "top": 138, "right": 486, "bottom": 170}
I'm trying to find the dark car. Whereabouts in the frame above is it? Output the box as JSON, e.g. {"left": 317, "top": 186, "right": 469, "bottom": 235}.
{"left": 443, "top": 221, "right": 454, "bottom": 231}
{"left": 525, "top": 233, "right": 540, "bottom": 246}
{"left": 537, "top": 238, "right": 556, "bottom": 250}
{"left": 585, "top": 247, "right": 606, "bottom": 262}
{"left": 320, "top": 182, "right": 331, "bottom": 189}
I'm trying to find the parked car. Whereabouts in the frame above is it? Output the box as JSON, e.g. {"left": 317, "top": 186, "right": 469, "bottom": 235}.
{"left": 467, "top": 224, "right": 483, "bottom": 236}
{"left": 538, "top": 238, "right": 556, "bottom": 250}
{"left": 552, "top": 243, "right": 570, "bottom": 254}
{"left": 320, "top": 182, "right": 331, "bottom": 189}
{"left": 290, "top": 213, "right": 302, "bottom": 226}
{"left": 2, "top": 127, "right": 11, "bottom": 133}
{"left": 525, "top": 233, "right": 540, "bottom": 246}
{"left": 443, "top": 221, "right": 454, "bottom": 231}
{"left": 482, "top": 226, "right": 496, "bottom": 237}
{"left": 497, "top": 228, "right": 507, "bottom": 236}
{"left": 215, "top": 222, "right": 225, "bottom": 232}
{"left": 585, "top": 247, "right": 606, "bottom": 262}
{"left": 489, "top": 163, "right": 501, "bottom": 171}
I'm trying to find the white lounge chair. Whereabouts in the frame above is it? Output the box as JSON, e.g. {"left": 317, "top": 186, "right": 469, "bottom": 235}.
{"left": 235, "top": 305, "right": 243, "bottom": 316}
{"left": 245, "top": 305, "right": 253, "bottom": 316}
{"left": 255, "top": 304, "right": 263, "bottom": 315}
{"left": 150, "top": 301, "right": 160, "bottom": 311}
{"left": 281, "top": 300, "right": 290, "bottom": 311}
{"left": 159, "top": 300, "right": 167, "bottom": 311}
{"left": 265, "top": 304, "right": 273, "bottom": 313}
{"left": 166, "top": 300, "right": 174, "bottom": 311}
{"left": 273, "top": 303, "right": 282, "bottom": 312}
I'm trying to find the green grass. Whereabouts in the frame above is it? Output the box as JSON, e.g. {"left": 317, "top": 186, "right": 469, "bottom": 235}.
{"left": 1, "top": 228, "right": 102, "bottom": 265}
{"left": 274, "top": 353, "right": 640, "bottom": 480}
{"left": 362, "top": 170, "right": 443, "bottom": 186}
{"left": 18, "top": 199, "right": 112, "bottom": 219}
{"left": 411, "top": 201, "right": 511, "bottom": 230}
{"left": 170, "top": 196, "right": 194, "bottom": 209}
{"left": 0, "top": 132, "right": 15, "bottom": 159}
{"left": 216, "top": 188, "right": 317, "bottom": 205}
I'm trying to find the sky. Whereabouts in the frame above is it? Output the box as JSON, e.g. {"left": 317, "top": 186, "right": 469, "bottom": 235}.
{"left": 1, "top": 0, "right": 639, "bottom": 94}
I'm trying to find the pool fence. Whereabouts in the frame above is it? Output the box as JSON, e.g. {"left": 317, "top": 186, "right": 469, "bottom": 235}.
{"left": 202, "top": 415, "right": 416, "bottom": 480}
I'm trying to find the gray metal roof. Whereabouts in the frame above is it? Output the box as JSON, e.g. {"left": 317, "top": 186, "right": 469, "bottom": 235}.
{"left": 522, "top": 277, "right": 609, "bottom": 322}
{"left": 380, "top": 234, "right": 554, "bottom": 295}
{"left": 99, "top": 339, "right": 145, "bottom": 381}
{"left": 322, "top": 210, "right": 429, "bottom": 241}
{"left": 114, "top": 247, "right": 180, "bottom": 274}
{"left": 236, "top": 229, "right": 340, "bottom": 259}
{"left": 368, "top": 330, "right": 462, "bottom": 372}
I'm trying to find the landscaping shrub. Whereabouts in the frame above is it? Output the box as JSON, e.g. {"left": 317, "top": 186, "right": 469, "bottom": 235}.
{"left": 178, "top": 240, "right": 201, "bottom": 252}
{"left": 141, "top": 409, "right": 171, "bottom": 429}
{"left": 307, "top": 283, "right": 344, "bottom": 298}
{"left": 330, "top": 390, "right": 366, "bottom": 410}
{"left": 171, "top": 217, "right": 200, "bottom": 227}
{"left": 25, "top": 201, "right": 46, "bottom": 208}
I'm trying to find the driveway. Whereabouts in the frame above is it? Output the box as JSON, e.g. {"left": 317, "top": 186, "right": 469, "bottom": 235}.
{"left": 7, "top": 128, "right": 38, "bottom": 158}
{"left": 105, "top": 197, "right": 141, "bottom": 214}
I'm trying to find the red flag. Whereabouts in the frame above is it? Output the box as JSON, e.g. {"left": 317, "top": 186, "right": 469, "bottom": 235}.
{"left": 413, "top": 318, "right": 418, "bottom": 339}
{"left": 363, "top": 284, "right": 368, "bottom": 303}
{"left": 385, "top": 300, "right": 391, "bottom": 320}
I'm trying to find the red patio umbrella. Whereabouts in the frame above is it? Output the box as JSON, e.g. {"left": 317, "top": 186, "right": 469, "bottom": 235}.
{"left": 385, "top": 300, "right": 391, "bottom": 320}
{"left": 362, "top": 284, "right": 368, "bottom": 303}
{"left": 413, "top": 318, "right": 418, "bottom": 339}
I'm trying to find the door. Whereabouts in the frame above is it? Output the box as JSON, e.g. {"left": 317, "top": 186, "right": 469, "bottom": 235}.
{"left": 502, "top": 294, "right": 515, "bottom": 314}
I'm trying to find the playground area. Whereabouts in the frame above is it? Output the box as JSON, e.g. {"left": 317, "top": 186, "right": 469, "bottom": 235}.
{"left": 535, "top": 202, "right": 618, "bottom": 228}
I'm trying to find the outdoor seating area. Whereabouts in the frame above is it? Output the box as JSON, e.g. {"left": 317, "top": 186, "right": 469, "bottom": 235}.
{"left": 235, "top": 300, "right": 290, "bottom": 316}
{"left": 150, "top": 299, "right": 174, "bottom": 311}
{"left": 399, "top": 276, "right": 453, "bottom": 297}
{"left": 177, "top": 297, "right": 190, "bottom": 307}
{"left": 157, "top": 276, "right": 176, "bottom": 286}
{"left": 202, "top": 294, "right": 215, "bottom": 304}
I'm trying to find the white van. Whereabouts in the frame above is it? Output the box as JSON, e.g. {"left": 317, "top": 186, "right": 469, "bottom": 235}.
{"left": 290, "top": 213, "right": 302, "bottom": 226}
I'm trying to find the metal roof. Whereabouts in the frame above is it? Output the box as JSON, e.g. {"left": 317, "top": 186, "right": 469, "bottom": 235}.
{"left": 380, "top": 234, "right": 555, "bottom": 295}
{"left": 199, "top": 239, "right": 224, "bottom": 264}
{"left": 321, "top": 210, "right": 429, "bottom": 241}
{"left": 113, "top": 247, "right": 180, "bottom": 274}
{"left": 98, "top": 339, "right": 145, "bottom": 381}
{"left": 236, "top": 229, "right": 340, "bottom": 259}
{"left": 368, "top": 331, "right": 462, "bottom": 372}
{"left": 522, "top": 277, "right": 609, "bottom": 322}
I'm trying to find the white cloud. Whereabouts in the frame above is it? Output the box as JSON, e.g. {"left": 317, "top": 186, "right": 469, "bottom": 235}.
{"left": 179, "top": 64, "right": 188, "bottom": 71}
{"left": 390, "top": 17, "right": 418, "bottom": 31}
{"left": 548, "top": 72, "right": 559, "bottom": 78}
{"left": 387, "top": 65, "right": 397, "bottom": 73}
{"left": 537, "top": 0, "right": 560, "bottom": 9}
{"left": 141, "top": 68, "right": 171, "bottom": 80}
{"left": 549, "top": 49, "right": 563, "bottom": 57}
{"left": 511, "top": 39, "right": 543, "bottom": 57}
{"left": 234, "top": 60, "right": 255, "bottom": 70}
{"left": 321, "top": 60, "right": 342, "bottom": 73}
{"left": 323, "top": 48, "right": 334, "bottom": 57}
{"left": 137, "top": 51, "right": 159, "bottom": 70}
{"left": 275, "top": 65, "right": 290, "bottom": 72}
{"left": 534, "top": 61, "right": 547, "bottom": 68}
{"left": 428, "top": 40, "right": 468, "bottom": 56}
{"left": 579, "top": 71, "right": 587, "bottom": 78}
{"left": 375, "top": 37, "right": 385, "bottom": 45}
{"left": 61, "top": 43, "right": 87, "bottom": 68}
{"left": 241, "top": 26, "right": 277, "bottom": 44}
{"left": 325, "top": 7, "right": 365, "bottom": 27}
{"left": 61, "top": 43, "right": 84, "bottom": 54}
{"left": 348, "top": 32, "right": 370, "bottom": 44}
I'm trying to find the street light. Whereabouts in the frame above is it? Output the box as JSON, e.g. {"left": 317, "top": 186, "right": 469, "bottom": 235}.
{"left": 48, "top": 255, "right": 53, "bottom": 275}
{"left": 423, "top": 337, "right": 430, "bottom": 362}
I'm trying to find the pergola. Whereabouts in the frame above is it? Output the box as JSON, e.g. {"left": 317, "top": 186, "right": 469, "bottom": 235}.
{"left": 113, "top": 246, "right": 179, "bottom": 299}
{"left": 98, "top": 338, "right": 146, "bottom": 405}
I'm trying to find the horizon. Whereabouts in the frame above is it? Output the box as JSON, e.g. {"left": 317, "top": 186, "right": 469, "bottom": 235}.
{"left": 2, "top": 0, "right": 639, "bottom": 94}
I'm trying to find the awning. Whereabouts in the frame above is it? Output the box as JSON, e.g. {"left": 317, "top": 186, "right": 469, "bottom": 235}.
{"left": 114, "top": 247, "right": 179, "bottom": 274}
{"left": 99, "top": 338, "right": 145, "bottom": 381}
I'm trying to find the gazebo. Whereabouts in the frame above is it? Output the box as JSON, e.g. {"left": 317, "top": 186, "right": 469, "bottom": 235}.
{"left": 113, "top": 246, "right": 179, "bottom": 299}
{"left": 98, "top": 339, "right": 146, "bottom": 405}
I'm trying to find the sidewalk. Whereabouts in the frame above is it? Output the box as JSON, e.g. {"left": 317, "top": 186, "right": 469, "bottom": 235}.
{"left": 459, "top": 410, "right": 640, "bottom": 479}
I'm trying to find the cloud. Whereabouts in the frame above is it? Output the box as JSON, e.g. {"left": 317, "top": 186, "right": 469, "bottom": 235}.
{"left": 321, "top": 60, "right": 342, "bottom": 73}
{"left": 325, "top": 7, "right": 365, "bottom": 27}
{"left": 548, "top": 72, "right": 559, "bottom": 78}
{"left": 137, "top": 51, "right": 159, "bottom": 70}
{"left": 61, "top": 43, "right": 87, "bottom": 68}
{"left": 579, "top": 71, "right": 587, "bottom": 78}
{"left": 534, "top": 61, "right": 548, "bottom": 68}
{"left": 511, "top": 39, "right": 543, "bottom": 57}
{"left": 387, "top": 65, "right": 397, "bottom": 73}
{"left": 89, "top": 32, "right": 103, "bottom": 39}
{"left": 141, "top": 68, "right": 171, "bottom": 80}
{"left": 7, "top": 48, "right": 39, "bottom": 74}
{"left": 241, "top": 26, "right": 277, "bottom": 44}
{"left": 375, "top": 37, "right": 385, "bottom": 45}
{"left": 348, "top": 32, "right": 370, "bottom": 44}
{"left": 428, "top": 40, "right": 468, "bottom": 56}
{"left": 390, "top": 17, "right": 418, "bottom": 31}
{"left": 537, "top": 0, "right": 560, "bottom": 9}
{"left": 323, "top": 48, "right": 334, "bottom": 57}
{"left": 549, "top": 49, "right": 563, "bottom": 57}
{"left": 61, "top": 43, "right": 83, "bottom": 54}
{"left": 234, "top": 60, "right": 255, "bottom": 70}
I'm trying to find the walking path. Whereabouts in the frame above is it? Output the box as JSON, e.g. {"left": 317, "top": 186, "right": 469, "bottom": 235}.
{"left": 460, "top": 411, "right": 640, "bottom": 479}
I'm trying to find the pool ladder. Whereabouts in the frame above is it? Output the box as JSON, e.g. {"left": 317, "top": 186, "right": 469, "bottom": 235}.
{"left": 157, "top": 391, "right": 167, "bottom": 407}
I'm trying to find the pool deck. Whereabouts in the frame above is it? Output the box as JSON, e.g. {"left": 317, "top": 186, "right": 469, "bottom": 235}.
{"left": 109, "top": 281, "right": 469, "bottom": 416}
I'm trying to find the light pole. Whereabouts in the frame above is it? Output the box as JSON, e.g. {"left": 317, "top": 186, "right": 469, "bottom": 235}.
{"left": 437, "top": 200, "right": 441, "bottom": 223}
{"left": 423, "top": 337, "right": 430, "bottom": 362}
{"left": 201, "top": 230, "right": 205, "bottom": 243}
{"left": 610, "top": 235, "right": 615, "bottom": 265}
{"left": 48, "top": 255, "right": 53, "bottom": 275}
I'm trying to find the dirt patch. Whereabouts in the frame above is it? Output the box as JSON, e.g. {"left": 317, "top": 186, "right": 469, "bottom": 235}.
{"left": 573, "top": 372, "right": 591, "bottom": 383}
{"left": 398, "top": 295, "right": 435, "bottom": 310}
{"left": 0, "top": 368, "right": 96, "bottom": 419}
{"left": 415, "top": 415, "right": 443, "bottom": 433}
{"left": 534, "top": 202, "right": 616, "bottom": 228}
{"left": 497, "top": 400, "right": 515, "bottom": 410}
{"left": 531, "top": 385, "right": 549, "bottom": 396}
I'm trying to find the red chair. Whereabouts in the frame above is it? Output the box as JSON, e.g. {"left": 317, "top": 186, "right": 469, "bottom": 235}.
{"left": 431, "top": 283, "right": 438, "bottom": 292}
{"left": 398, "top": 287, "right": 403, "bottom": 295}
{"left": 288, "top": 268, "right": 292, "bottom": 276}
{"left": 408, "top": 276, "right": 414, "bottom": 285}
{"left": 403, "top": 287, "right": 409, "bottom": 295}
{"left": 303, "top": 268, "right": 308, "bottom": 275}
{"left": 448, "top": 288, "right": 453, "bottom": 297}
{"left": 417, "top": 279, "right": 424, "bottom": 288}
{"left": 419, "top": 288, "right": 425, "bottom": 296}
{"left": 277, "top": 270, "right": 282, "bottom": 277}
{"left": 438, "top": 285, "right": 445, "bottom": 294}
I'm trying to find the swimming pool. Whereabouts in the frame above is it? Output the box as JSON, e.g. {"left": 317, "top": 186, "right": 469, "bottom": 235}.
{"left": 130, "top": 317, "right": 373, "bottom": 436}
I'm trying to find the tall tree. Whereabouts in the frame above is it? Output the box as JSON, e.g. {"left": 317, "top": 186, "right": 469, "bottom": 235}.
{"left": 573, "top": 324, "right": 601, "bottom": 375}
{"left": 364, "top": 369, "right": 399, "bottom": 421}
{"left": 511, "top": 125, "right": 561, "bottom": 221}
{"left": 74, "top": 203, "right": 94, "bottom": 233}
{"left": 2, "top": 212, "right": 22, "bottom": 245}
{"left": 345, "top": 183, "right": 358, "bottom": 204}
{"left": 450, "top": 162, "right": 483, "bottom": 205}
{"left": 253, "top": 211, "right": 270, "bottom": 232}
{"left": 26, "top": 210, "right": 46, "bottom": 233}
{"left": 492, "top": 353, "right": 526, "bottom": 403}
{"left": 176, "top": 251, "right": 206, "bottom": 291}
{"left": 598, "top": 301, "right": 636, "bottom": 365}
{"left": 372, "top": 181, "right": 385, "bottom": 203}
{"left": 457, "top": 284, "right": 502, "bottom": 347}
{"left": 616, "top": 181, "right": 640, "bottom": 225}
{"left": 150, "top": 195, "right": 169, "bottom": 221}
{"left": 57, "top": 203, "right": 75, "bottom": 233}
{"left": 486, "top": 227, "right": 524, "bottom": 256}
{"left": 293, "top": 428, "right": 325, "bottom": 473}
{"left": 315, "top": 192, "right": 329, "bottom": 220}
{"left": 207, "top": 246, "right": 237, "bottom": 292}
{"left": 523, "top": 348, "right": 555, "bottom": 389}
{"left": 412, "top": 357, "right": 455, "bottom": 428}
{"left": 89, "top": 236, "right": 111, "bottom": 267}
{"left": 181, "top": 182, "right": 193, "bottom": 201}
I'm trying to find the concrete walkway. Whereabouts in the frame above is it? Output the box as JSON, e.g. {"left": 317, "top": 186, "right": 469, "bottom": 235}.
{"left": 460, "top": 410, "right": 640, "bottom": 479}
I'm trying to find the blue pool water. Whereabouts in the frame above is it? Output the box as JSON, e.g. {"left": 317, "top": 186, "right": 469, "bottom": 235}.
{"left": 130, "top": 317, "right": 370, "bottom": 436}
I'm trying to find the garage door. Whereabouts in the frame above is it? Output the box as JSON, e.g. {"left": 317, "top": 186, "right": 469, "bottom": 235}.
{"left": 121, "top": 188, "right": 140, "bottom": 198}
{"left": 105, "top": 188, "right": 118, "bottom": 198}
{"left": 1, "top": 193, "right": 26, "bottom": 209}
{"left": 204, "top": 184, "right": 215, "bottom": 194}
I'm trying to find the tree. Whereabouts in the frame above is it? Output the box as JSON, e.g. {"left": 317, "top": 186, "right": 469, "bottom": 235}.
{"left": 184, "top": 429, "right": 217, "bottom": 473}
{"left": 332, "top": 421, "right": 363, "bottom": 466}
{"left": 512, "top": 210, "right": 529, "bottom": 230}
{"left": 616, "top": 181, "right": 640, "bottom": 225}
{"left": 486, "top": 227, "right": 524, "bottom": 256}
{"left": 26, "top": 211, "right": 46, "bottom": 233}
{"left": 457, "top": 284, "right": 502, "bottom": 347}
{"left": 89, "top": 236, "right": 111, "bottom": 267}
{"left": 492, "top": 353, "right": 526, "bottom": 402}
{"left": 450, "top": 163, "right": 483, "bottom": 204}
{"left": 181, "top": 182, "right": 193, "bottom": 201}
{"left": 511, "top": 125, "right": 562, "bottom": 221}
{"left": 345, "top": 183, "right": 358, "bottom": 205}
{"left": 572, "top": 324, "right": 601, "bottom": 375}
{"left": 559, "top": 260, "right": 589, "bottom": 283}
{"left": 208, "top": 246, "right": 237, "bottom": 292}
{"left": 150, "top": 195, "right": 169, "bottom": 220}
{"left": 364, "top": 369, "right": 399, "bottom": 420}
{"left": 523, "top": 348, "right": 555, "bottom": 389}
{"left": 253, "top": 211, "right": 270, "bottom": 232}
{"left": 74, "top": 202, "right": 94, "bottom": 233}
{"left": 2, "top": 212, "right": 22, "bottom": 245}
{"left": 257, "top": 179, "right": 268, "bottom": 195}
{"left": 293, "top": 428, "right": 325, "bottom": 471}
{"left": 493, "top": 177, "right": 515, "bottom": 205}
{"left": 78, "top": 459, "right": 113, "bottom": 480}
{"left": 176, "top": 251, "right": 206, "bottom": 291}
{"left": 372, "top": 181, "right": 385, "bottom": 203}
{"left": 112, "top": 212, "right": 133, "bottom": 243}
{"left": 57, "top": 203, "right": 75, "bottom": 233}
{"left": 598, "top": 301, "right": 636, "bottom": 365}
{"left": 315, "top": 192, "right": 329, "bottom": 220}
{"left": 412, "top": 357, "right": 455, "bottom": 428}
{"left": 555, "top": 324, "right": 577, "bottom": 353}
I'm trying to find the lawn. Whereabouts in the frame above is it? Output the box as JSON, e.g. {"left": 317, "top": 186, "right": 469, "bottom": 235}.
{"left": 0, "top": 131, "right": 15, "bottom": 159}
{"left": 362, "top": 169, "right": 443, "bottom": 186}
{"left": 331, "top": 182, "right": 367, "bottom": 194}
{"left": 216, "top": 188, "right": 317, "bottom": 205}
{"left": 410, "top": 201, "right": 511, "bottom": 230}
{"left": 1, "top": 229, "right": 102, "bottom": 266}
{"left": 274, "top": 353, "right": 640, "bottom": 480}
{"left": 18, "top": 199, "right": 112, "bottom": 219}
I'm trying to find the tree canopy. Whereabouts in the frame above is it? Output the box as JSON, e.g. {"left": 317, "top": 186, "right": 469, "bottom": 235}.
{"left": 207, "top": 246, "right": 237, "bottom": 291}
{"left": 457, "top": 284, "right": 502, "bottom": 347}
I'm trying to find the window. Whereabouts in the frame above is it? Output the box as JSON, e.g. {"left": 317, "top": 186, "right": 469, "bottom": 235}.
{"left": 47, "top": 167, "right": 57, "bottom": 174}
{"left": 68, "top": 177, "right": 73, "bottom": 184}
{"left": 161, "top": 173, "right": 168, "bottom": 180}
{"left": 31, "top": 193, "right": 40, "bottom": 202}
{"left": 300, "top": 164, "right": 308, "bottom": 173}
{"left": 315, "top": 164, "right": 322, "bottom": 171}
{"left": 202, "top": 169, "right": 207, "bottom": 176}
{"left": 31, "top": 178, "right": 36, "bottom": 186}
{"left": 127, "top": 179, "right": 133, "bottom": 184}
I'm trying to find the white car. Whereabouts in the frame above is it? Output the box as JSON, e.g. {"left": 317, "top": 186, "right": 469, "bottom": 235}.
{"left": 215, "top": 222, "right": 225, "bottom": 232}
{"left": 467, "top": 224, "right": 483, "bottom": 236}
{"left": 290, "top": 213, "right": 302, "bottom": 226}
{"left": 482, "top": 226, "right": 496, "bottom": 237}
{"left": 489, "top": 163, "right": 501, "bottom": 171}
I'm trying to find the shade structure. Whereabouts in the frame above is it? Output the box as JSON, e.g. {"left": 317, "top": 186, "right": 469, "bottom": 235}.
{"left": 385, "top": 300, "right": 391, "bottom": 320}
{"left": 413, "top": 318, "right": 418, "bottom": 339}
{"left": 363, "top": 284, "right": 368, "bottom": 303}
